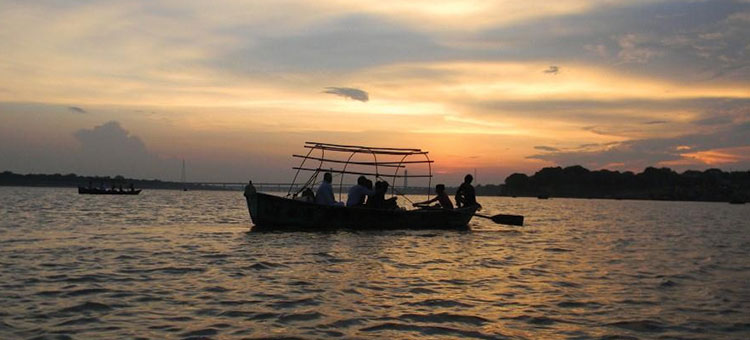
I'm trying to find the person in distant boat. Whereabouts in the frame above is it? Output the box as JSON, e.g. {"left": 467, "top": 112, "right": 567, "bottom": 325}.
{"left": 366, "top": 181, "right": 398, "bottom": 209}
{"left": 129, "top": 183, "right": 135, "bottom": 192}
{"left": 243, "top": 180, "right": 256, "bottom": 198}
{"left": 315, "top": 172, "right": 339, "bottom": 206}
{"left": 413, "top": 184, "right": 453, "bottom": 209}
{"left": 346, "top": 176, "right": 375, "bottom": 207}
{"left": 455, "top": 174, "right": 481, "bottom": 210}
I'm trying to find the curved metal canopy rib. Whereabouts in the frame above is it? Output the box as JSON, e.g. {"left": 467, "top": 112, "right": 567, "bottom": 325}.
{"left": 287, "top": 142, "right": 434, "bottom": 200}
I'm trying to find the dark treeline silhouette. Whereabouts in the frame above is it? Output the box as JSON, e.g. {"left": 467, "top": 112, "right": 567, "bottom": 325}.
{"left": 477, "top": 165, "right": 750, "bottom": 202}
{"left": 3, "top": 167, "right": 749, "bottom": 202}
{"left": 0, "top": 171, "right": 225, "bottom": 191}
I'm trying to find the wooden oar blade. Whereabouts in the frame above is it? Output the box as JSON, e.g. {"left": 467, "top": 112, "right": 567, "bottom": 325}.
{"left": 491, "top": 214, "right": 524, "bottom": 226}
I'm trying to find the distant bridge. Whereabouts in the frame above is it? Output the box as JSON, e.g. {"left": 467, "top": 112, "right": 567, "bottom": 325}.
{"left": 186, "top": 182, "right": 431, "bottom": 195}
{"left": 187, "top": 182, "right": 298, "bottom": 191}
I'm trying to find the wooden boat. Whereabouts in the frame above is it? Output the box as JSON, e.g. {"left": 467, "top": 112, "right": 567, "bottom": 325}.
{"left": 244, "top": 142, "right": 479, "bottom": 231}
{"left": 245, "top": 191, "right": 477, "bottom": 230}
{"left": 78, "top": 187, "right": 141, "bottom": 195}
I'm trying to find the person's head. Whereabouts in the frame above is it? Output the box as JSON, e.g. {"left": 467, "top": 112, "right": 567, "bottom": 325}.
{"left": 357, "top": 176, "right": 367, "bottom": 185}
{"left": 323, "top": 172, "right": 332, "bottom": 183}
{"left": 364, "top": 179, "right": 373, "bottom": 190}
{"left": 464, "top": 174, "right": 473, "bottom": 184}
{"left": 375, "top": 181, "right": 389, "bottom": 193}
{"left": 436, "top": 184, "right": 446, "bottom": 194}
{"left": 303, "top": 188, "right": 314, "bottom": 198}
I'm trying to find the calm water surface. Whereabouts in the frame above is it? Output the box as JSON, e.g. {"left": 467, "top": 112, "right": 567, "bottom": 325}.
{"left": 1, "top": 187, "right": 748, "bottom": 339}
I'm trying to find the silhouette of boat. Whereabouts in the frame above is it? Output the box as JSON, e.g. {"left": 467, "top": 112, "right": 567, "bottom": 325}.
{"left": 729, "top": 199, "right": 745, "bottom": 205}
{"left": 246, "top": 191, "right": 477, "bottom": 230}
{"left": 78, "top": 187, "right": 141, "bottom": 195}
{"left": 244, "top": 142, "right": 479, "bottom": 230}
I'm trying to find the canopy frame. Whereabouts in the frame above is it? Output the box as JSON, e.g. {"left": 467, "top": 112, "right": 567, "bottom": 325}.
{"left": 287, "top": 142, "right": 434, "bottom": 202}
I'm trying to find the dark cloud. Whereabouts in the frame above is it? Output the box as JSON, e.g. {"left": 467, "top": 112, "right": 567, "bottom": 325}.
{"left": 476, "top": 0, "right": 749, "bottom": 82}
{"left": 461, "top": 98, "right": 749, "bottom": 133}
{"left": 73, "top": 121, "right": 172, "bottom": 178}
{"left": 693, "top": 115, "right": 733, "bottom": 126}
{"left": 534, "top": 145, "right": 559, "bottom": 152}
{"left": 323, "top": 87, "right": 369, "bottom": 102}
{"left": 220, "top": 14, "right": 452, "bottom": 72}
{"left": 529, "top": 122, "right": 750, "bottom": 169}
{"left": 543, "top": 66, "right": 559, "bottom": 75}
{"left": 211, "top": 1, "right": 748, "bottom": 82}
{"left": 68, "top": 106, "right": 87, "bottom": 114}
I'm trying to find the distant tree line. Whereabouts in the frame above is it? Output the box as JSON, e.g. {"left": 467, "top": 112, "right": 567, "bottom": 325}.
{"left": 3, "top": 167, "right": 749, "bottom": 202}
{"left": 0, "top": 171, "right": 224, "bottom": 191}
{"left": 478, "top": 165, "right": 750, "bottom": 202}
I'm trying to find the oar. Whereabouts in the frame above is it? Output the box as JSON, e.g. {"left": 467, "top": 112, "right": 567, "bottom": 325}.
{"left": 475, "top": 213, "right": 524, "bottom": 226}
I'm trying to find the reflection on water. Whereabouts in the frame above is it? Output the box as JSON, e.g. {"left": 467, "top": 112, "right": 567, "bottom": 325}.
{"left": 1, "top": 187, "right": 749, "bottom": 339}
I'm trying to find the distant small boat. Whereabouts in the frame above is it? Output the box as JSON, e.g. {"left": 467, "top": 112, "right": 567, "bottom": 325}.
{"left": 729, "top": 199, "right": 745, "bottom": 205}
{"left": 78, "top": 187, "right": 141, "bottom": 195}
{"left": 537, "top": 195, "right": 550, "bottom": 199}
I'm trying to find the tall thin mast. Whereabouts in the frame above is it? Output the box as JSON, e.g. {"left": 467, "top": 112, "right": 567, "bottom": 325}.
{"left": 181, "top": 159, "right": 186, "bottom": 191}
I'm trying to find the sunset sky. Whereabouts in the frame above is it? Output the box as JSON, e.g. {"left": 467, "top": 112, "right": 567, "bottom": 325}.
{"left": 1, "top": 0, "right": 748, "bottom": 184}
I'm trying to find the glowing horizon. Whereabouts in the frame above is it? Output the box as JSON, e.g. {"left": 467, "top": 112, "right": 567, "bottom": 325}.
{"left": 1, "top": 0, "right": 748, "bottom": 183}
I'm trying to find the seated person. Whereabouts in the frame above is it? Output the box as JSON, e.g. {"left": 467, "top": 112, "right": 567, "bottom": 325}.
{"left": 366, "top": 181, "right": 399, "bottom": 210}
{"left": 315, "top": 172, "right": 340, "bottom": 205}
{"left": 455, "top": 174, "right": 482, "bottom": 209}
{"left": 413, "top": 184, "right": 454, "bottom": 209}
{"left": 346, "top": 176, "right": 375, "bottom": 207}
{"left": 296, "top": 188, "right": 315, "bottom": 202}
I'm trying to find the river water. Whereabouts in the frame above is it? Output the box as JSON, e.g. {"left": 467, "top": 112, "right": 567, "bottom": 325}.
{"left": 0, "top": 187, "right": 748, "bottom": 339}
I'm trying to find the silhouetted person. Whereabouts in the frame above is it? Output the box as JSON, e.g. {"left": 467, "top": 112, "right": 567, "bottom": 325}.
{"left": 455, "top": 174, "right": 481, "bottom": 209}
{"left": 129, "top": 183, "right": 134, "bottom": 192}
{"left": 315, "top": 172, "right": 339, "bottom": 205}
{"left": 347, "top": 176, "right": 374, "bottom": 207}
{"left": 297, "top": 188, "right": 315, "bottom": 202}
{"left": 366, "top": 181, "right": 398, "bottom": 209}
{"left": 243, "top": 180, "right": 256, "bottom": 198}
{"left": 88, "top": 181, "right": 92, "bottom": 189}
{"left": 413, "top": 184, "right": 453, "bottom": 209}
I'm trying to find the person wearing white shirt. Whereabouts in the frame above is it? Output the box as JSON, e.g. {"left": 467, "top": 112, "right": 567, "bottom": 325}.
{"left": 315, "top": 172, "right": 338, "bottom": 205}
{"left": 346, "top": 176, "right": 375, "bottom": 207}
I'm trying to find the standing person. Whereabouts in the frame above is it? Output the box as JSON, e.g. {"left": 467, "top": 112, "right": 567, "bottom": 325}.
{"left": 346, "top": 176, "right": 374, "bottom": 207}
{"left": 413, "top": 184, "right": 453, "bottom": 209}
{"left": 315, "top": 172, "right": 338, "bottom": 205}
{"left": 455, "top": 174, "right": 482, "bottom": 209}
{"left": 243, "top": 180, "right": 256, "bottom": 198}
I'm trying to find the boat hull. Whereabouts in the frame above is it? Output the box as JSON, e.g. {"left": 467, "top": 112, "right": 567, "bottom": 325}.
{"left": 245, "top": 192, "right": 476, "bottom": 231}
{"left": 78, "top": 187, "right": 142, "bottom": 195}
